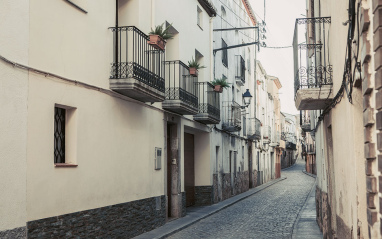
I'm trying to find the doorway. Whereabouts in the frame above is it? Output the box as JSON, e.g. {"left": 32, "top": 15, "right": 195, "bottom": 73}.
{"left": 184, "top": 133, "right": 195, "bottom": 207}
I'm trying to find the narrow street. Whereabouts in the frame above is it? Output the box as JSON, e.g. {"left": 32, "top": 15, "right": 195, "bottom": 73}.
{"left": 168, "top": 160, "right": 316, "bottom": 239}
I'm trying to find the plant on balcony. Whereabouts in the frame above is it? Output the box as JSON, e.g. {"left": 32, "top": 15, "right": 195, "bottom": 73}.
{"left": 148, "top": 23, "right": 173, "bottom": 50}
{"left": 188, "top": 57, "right": 206, "bottom": 77}
{"left": 211, "top": 76, "right": 230, "bottom": 93}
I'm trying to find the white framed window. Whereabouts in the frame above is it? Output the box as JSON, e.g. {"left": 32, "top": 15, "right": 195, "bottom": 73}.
{"left": 54, "top": 104, "right": 78, "bottom": 167}
{"left": 197, "top": 6, "right": 203, "bottom": 29}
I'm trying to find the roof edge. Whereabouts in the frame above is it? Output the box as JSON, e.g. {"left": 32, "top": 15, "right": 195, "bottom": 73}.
{"left": 241, "top": 0, "right": 257, "bottom": 26}
{"left": 198, "top": 0, "right": 217, "bottom": 17}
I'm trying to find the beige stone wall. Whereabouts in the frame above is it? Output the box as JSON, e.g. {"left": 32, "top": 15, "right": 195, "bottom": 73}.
{"left": 26, "top": 73, "right": 166, "bottom": 221}
{"left": 0, "top": 0, "right": 29, "bottom": 231}
{"left": 311, "top": 0, "right": 369, "bottom": 237}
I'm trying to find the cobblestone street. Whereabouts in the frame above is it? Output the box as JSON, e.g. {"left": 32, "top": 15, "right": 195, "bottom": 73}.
{"left": 168, "top": 160, "right": 315, "bottom": 239}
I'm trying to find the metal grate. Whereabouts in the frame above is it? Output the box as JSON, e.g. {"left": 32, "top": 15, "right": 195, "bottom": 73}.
{"left": 54, "top": 107, "right": 65, "bottom": 163}
{"left": 293, "top": 17, "right": 332, "bottom": 97}
{"left": 195, "top": 82, "right": 220, "bottom": 120}
{"left": 164, "top": 60, "right": 198, "bottom": 109}
{"left": 109, "top": 26, "right": 165, "bottom": 93}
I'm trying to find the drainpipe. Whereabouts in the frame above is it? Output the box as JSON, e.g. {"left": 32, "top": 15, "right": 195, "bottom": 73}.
{"left": 151, "top": 0, "right": 155, "bottom": 29}
{"left": 115, "top": 0, "right": 119, "bottom": 77}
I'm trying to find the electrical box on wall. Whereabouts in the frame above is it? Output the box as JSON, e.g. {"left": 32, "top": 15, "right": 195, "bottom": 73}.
{"left": 155, "top": 147, "right": 162, "bottom": 170}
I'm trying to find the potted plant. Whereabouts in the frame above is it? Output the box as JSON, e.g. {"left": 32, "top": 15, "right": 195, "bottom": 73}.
{"left": 187, "top": 57, "right": 206, "bottom": 77}
{"left": 148, "top": 23, "right": 173, "bottom": 50}
{"left": 211, "top": 77, "right": 230, "bottom": 93}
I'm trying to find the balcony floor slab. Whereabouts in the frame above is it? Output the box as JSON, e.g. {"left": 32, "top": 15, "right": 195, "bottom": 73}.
{"left": 110, "top": 78, "right": 165, "bottom": 102}
{"left": 295, "top": 87, "right": 333, "bottom": 110}
{"left": 162, "top": 100, "right": 198, "bottom": 115}
{"left": 193, "top": 113, "right": 220, "bottom": 124}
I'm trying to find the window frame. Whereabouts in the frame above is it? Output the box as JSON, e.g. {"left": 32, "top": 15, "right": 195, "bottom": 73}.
{"left": 222, "top": 39, "right": 228, "bottom": 67}
{"left": 197, "top": 6, "right": 203, "bottom": 30}
{"left": 54, "top": 104, "right": 78, "bottom": 167}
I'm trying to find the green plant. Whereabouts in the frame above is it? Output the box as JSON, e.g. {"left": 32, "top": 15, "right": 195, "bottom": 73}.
{"left": 148, "top": 23, "right": 173, "bottom": 40}
{"left": 188, "top": 57, "right": 206, "bottom": 69}
{"left": 211, "top": 76, "right": 230, "bottom": 89}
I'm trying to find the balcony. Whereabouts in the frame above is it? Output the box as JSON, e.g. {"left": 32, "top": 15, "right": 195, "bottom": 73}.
{"left": 307, "top": 144, "right": 315, "bottom": 154}
{"left": 247, "top": 118, "right": 261, "bottom": 140}
{"left": 235, "top": 55, "right": 245, "bottom": 86}
{"left": 286, "top": 142, "right": 297, "bottom": 150}
{"left": 270, "top": 130, "right": 280, "bottom": 147}
{"left": 222, "top": 101, "right": 241, "bottom": 132}
{"left": 263, "top": 125, "right": 271, "bottom": 141}
{"left": 109, "top": 26, "right": 165, "bottom": 102}
{"left": 293, "top": 17, "right": 333, "bottom": 110}
{"left": 300, "top": 110, "right": 311, "bottom": 132}
{"left": 162, "top": 61, "right": 198, "bottom": 115}
{"left": 193, "top": 82, "right": 220, "bottom": 124}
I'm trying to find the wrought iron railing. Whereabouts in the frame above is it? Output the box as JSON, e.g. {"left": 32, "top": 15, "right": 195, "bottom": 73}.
{"left": 222, "top": 101, "right": 242, "bottom": 131}
{"left": 235, "top": 55, "right": 245, "bottom": 84}
{"left": 293, "top": 17, "right": 332, "bottom": 97}
{"left": 281, "top": 131, "right": 287, "bottom": 141}
{"left": 164, "top": 60, "right": 198, "bottom": 109}
{"left": 263, "top": 125, "right": 271, "bottom": 139}
{"left": 286, "top": 142, "right": 297, "bottom": 150}
{"left": 195, "top": 82, "right": 220, "bottom": 120}
{"left": 275, "top": 131, "right": 281, "bottom": 144}
{"left": 307, "top": 143, "right": 315, "bottom": 153}
{"left": 285, "top": 132, "right": 296, "bottom": 144}
{"left": 247, "top": 118, "right": 261, "bottom": 140}
{"left": 109, "top": 26, "right": 165, "bottom": 92}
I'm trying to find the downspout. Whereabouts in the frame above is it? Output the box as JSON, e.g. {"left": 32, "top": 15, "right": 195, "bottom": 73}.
{"left": 115, "top": 0, "right": 119, "bottom": 77}
{"left": 151, "top": 0, "right": 155, "bottom": 29}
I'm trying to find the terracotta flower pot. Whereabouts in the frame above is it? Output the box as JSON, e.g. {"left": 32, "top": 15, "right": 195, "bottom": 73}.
{"left": 257, "top": 80, "right": 261, "bottom": 85}
{"left": 189, "top": 67, "right": 198, "bottom": 77}
{"left": 148, "top": 35, "right": 166, "bottom": 50}
{"left": 214, "top": 85, "right": 223, "bottom": 93}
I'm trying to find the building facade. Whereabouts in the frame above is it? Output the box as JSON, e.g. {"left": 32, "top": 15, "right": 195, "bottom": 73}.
{"left": 293, "top": 0, "right": 382, "bottom": 237}
{"left": 0, "top": 0, "right": 286, "bottom": 238}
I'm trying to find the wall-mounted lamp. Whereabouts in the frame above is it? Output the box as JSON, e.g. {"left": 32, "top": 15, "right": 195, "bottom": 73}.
{"left": 242, "top": 89, "right": 252, "bottom": 108}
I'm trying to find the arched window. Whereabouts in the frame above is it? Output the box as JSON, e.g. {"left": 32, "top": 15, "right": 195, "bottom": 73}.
{"left": 221, "top": 6, "right": 226, "bottom": 17}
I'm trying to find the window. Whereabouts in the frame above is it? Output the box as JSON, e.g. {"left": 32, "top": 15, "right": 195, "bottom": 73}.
{"left": 54, "top": 107, "right": 66, "bottom": 163}
{"left": 242, "top": 146, "right": 244, "bottom": 159}
{"left": 222, "top": 39, "right": 228, "bottom": 67}
{"left": 54, "top": 105, "right": 77, "bottom": 167}
{"left": 197, "top": 6, "right": 203, "bottom": 29}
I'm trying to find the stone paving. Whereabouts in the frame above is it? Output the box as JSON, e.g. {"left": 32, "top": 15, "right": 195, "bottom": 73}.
{"left": 167, "top": 160, "right": 316, "bottom": 239}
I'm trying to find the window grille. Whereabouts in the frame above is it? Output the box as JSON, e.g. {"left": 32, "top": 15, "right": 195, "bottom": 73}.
{"left": 54, "top": 107, "right": 66, "bottom": 163}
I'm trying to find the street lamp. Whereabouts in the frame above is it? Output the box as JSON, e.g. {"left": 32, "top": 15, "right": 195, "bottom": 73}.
{"left": 242, "top": 89, "right": 253, "bottom": 108}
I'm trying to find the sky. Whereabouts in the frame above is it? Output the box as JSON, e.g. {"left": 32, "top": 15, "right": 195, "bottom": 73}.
{"left": 248, "top": 0, "right": 306, "bottom": 114}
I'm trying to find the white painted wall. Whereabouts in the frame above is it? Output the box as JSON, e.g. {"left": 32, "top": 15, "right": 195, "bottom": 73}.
{"left": 0, "top": 0, "right": 29, "bottom": 231}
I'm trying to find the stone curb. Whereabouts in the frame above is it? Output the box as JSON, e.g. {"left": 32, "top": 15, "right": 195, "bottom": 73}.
{"left": 291, "top": 178, "right": 318, "bottom": 239}
{"left": 302, "top": 170, "right": 317, "bottom": 178}
{"left": 135, "top": 177, "right": 287, "bottom": 239}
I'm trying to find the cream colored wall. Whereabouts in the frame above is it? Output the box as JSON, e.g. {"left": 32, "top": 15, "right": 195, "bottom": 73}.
{"left": 315, "top": 0, "right": 368, "bottom": 237}
{"left": 0, "top": 1, "right": 29, "bottom": 231}
{"left": 26, "top": 74, "right": 165, "bottom": 221}
{"left": 29, "top": 0, "right": 114, "bottom": 90}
